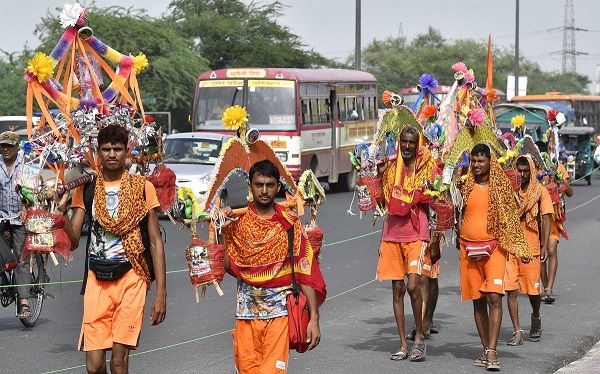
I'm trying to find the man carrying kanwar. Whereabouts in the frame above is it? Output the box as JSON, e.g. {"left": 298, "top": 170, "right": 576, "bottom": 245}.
{"left": 376, "top": 125, "right": 439, "bottom": 362}
{"left": 457, "top": 143, "right": 531, "bottom": 371}
{"left": 61, "top": 125, "right": 167, "bottom": 374}
{"left": 220, "top": 159, "right": 326, "bottom": 374}
{"left": 505, "top": 155, "right": 552, "bottom": 346}
{"left": 535, "top": 141, "right": 573, "bottom": 304}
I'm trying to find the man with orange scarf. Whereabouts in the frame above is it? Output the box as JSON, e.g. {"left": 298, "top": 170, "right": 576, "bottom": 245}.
{"left": 376, "top": 125, "right": 438, "bottom": 362}
{"left": 506, "top": 155, "right": 552, "bottom": 347}
{"left": 61, "top": 125, "right": 167, "bottom": 374}
{"left": 221, "top": 160, "right": 326, "bottom": 374}
{"left": 458, "top": 143, "right": 531, "bottom": 371}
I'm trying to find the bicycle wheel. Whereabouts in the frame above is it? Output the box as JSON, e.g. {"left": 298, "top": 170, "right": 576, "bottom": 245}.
{"left": 19, "top": 253, "right": 45, "bottom": 327}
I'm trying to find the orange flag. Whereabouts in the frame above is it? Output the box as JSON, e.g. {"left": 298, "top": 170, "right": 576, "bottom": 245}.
{"left": 485, "top": 35, "right": 496, "bottom": 127}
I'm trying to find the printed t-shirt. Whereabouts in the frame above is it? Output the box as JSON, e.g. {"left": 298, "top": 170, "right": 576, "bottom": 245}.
{"left": 236, "top": 280, "right": 292, "bottom": 320}
{"left": 519, "top": 187, "right": 553, "bottom": 255}
{"left": 72, "top": 180, "right": 159, "bottom": 262}
{"left": 460, "top": 184, "right": 495, "bottom": 242}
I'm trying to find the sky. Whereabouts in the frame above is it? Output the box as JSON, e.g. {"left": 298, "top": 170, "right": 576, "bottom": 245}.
{"left": 1, "top": 0, "right": 599, "bottom": 93}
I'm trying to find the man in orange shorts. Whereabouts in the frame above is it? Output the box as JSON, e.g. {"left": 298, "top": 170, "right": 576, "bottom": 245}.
{"left": 61, "top": 125, "right": 167, "bottom": 374}
{"left": 376, "top": 125, "right": 438, "bottom": 362}
{"left": 221, "top": 160, "right": 326, "bottom": 374}
{"left": 535, "top": 141, "right": 573, "bottom": 304}
{"left": 506, "top": 155, "right": 552, "bottom": 346}
{"left": 458, "top": 143, "right": 531, "bottom": 371}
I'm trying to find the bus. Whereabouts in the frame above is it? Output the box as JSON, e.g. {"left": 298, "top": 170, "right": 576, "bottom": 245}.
{"left": 191, "top": 68, "right": 379, "bottom": 191}
{"left": 510, "top": 92, "right": 600, "bottom": 131}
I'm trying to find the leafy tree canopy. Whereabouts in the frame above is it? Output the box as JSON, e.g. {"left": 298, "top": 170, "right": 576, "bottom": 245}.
{"left": 166, "top": 0, "right": 336, "bottom": 69}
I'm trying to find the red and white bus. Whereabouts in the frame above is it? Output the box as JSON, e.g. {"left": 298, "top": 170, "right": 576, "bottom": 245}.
{"left": 191, "top": 68, "right": 378, "bottom": 191}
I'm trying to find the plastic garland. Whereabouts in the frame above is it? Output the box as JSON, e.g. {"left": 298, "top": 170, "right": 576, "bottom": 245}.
{"left": 297, "top": 169, "right": 326, "bottom": 202}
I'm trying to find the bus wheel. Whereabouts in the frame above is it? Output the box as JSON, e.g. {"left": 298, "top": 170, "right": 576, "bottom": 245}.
{"left": 310, "top": 156, "right": 318, "bottom": 174}
{"left": 337, "top": 169, "right": 357, "bottom": 192}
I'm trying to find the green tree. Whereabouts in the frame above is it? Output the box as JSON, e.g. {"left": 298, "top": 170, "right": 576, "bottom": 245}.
{"left": 359, "top": 27, "right": 590, "bottom": 99}
{"left": 166, "top": 0, "right": 335, "bottom": 69}
{"left": 32, "top": 5, "right": 209, "bottom": 131}
{"left": 0, "top": 49, "right": 33, "bottom": 116}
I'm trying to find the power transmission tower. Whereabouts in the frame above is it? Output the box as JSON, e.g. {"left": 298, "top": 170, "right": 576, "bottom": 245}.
{"left": 562, "top": 0, "right": 587, "bottom": 73}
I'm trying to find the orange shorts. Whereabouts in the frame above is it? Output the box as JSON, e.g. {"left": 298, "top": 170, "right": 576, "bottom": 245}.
{"left": 421, "top": 244, "right": 441, "bottom": 279}
{"left": 78, "top": 269, "right": 146, "bottom": 351}
{"left": 549, "top": 220, "right": 561, "bottom": 242}
{"left": 459, "top": 243, "right": 507, "bottom": 301}
{"left": 376, "top": 240, "right": 425, "bottom": 280}
{"left": 233, "top": 317, "right": 289, "bottom": 374}
{"left": 505, "top": 254, "right": 541, "bottom": 295}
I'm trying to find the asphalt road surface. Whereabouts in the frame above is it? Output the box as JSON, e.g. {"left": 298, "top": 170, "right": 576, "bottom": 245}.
{"left": 2, "top": 172, "right": 600, "bottom": 374}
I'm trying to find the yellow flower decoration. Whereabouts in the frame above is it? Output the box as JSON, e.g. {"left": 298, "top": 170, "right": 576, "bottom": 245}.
{"left": 26, "top": 52, "right": 57, "bottom": 83}
{"left": 511, "top": 114, "right": 525, "bottom": 128}
{"left": 132, "top": 53, "right": 149, "bottom": 74}
{"left": 424, "top": 190, "right": 441, "bottom": 198}
{"left": 222, "top": 105, "right": 248, "bottom": 131}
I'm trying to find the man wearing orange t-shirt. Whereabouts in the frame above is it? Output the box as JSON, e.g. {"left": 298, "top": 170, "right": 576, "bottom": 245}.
{"left": 535, "top": 141, "right": 573, "bottom": 304}
{"left": 506, "top": 156, "right": 552, "bottom": 346}
{"left": 458, "top": 143, "right": 531, "bottom": 371}
{"left": 60, "top": 125, "right": 167, "bottom": 374}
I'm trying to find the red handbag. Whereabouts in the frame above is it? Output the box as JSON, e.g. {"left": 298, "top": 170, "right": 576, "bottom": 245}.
{"left": 286, "top": 227, "right": 310, "bottom": 353}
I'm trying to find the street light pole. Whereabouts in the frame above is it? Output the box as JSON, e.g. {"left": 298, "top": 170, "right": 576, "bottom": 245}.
{"left": 515, "top": 0, "right": 520, "bottom": 97}
{"left": 355, "top": 0, "right": 361, "bottom": 70}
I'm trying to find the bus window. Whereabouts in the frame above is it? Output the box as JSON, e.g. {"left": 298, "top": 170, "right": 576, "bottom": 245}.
{"left": 319, "top": 99, "right": 331, "bottom": 123}
{"left": 309, "top": 98, "right": 320, "bottom": 124}
{"left": 301, "top": 99, "right": 309, "bottom": 124}
{"left": 347, "top": 97, "right": 358, "bottom": 121}
{"left": 356, "top": 97, "right": 365, "bottom": 120}
{"left": 337, "top": 97, "right": 347, "bottom": 122}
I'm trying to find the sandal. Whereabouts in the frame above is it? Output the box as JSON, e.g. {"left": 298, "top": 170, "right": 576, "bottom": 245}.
{"left": 18, "top": 302, "right": 31, "bottom": 319}
{"left": 485, "top": 348, "right": 500, "bottom": 371}
{"left": 544, "top": 288, "right": 555, "bottom": 304}
{"left": 429, "top": 325, "right": 439, "bottom": 334}
{"left": 474, "top": 353, "right": 488, "bottom": 367}
{"left": 406, "top": 328, "right": 428, "bottom": 341}
{"left": 409, "top": 342, "right": 426, "bottom": 362}
{"left": 390, "top": 346, "right": 408, "bottom": 361}
{"left": 530, "top": 314, "right": 542, "bottom": 342}
{"left": 507, "top": 329, "right": 524, "bottom": 346}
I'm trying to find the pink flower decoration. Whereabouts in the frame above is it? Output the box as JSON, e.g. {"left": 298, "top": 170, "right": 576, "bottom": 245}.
{"left": 464, "top": 71, "right": 475, "bottom": 82}
{"left": 468, "top": 108, "right": 486, "bottom": 126}
{"left": 452, "top": 62, "right": 468, "bottom": 73}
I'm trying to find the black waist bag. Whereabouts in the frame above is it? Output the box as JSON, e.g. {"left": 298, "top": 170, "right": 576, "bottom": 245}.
{"left": 89, "top": 259, "right": 132, "bottom": 281}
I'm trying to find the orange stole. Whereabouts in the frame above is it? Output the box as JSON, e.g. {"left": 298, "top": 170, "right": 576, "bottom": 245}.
{"left": 226, "top": 203, "right": 313, "bottom": 285}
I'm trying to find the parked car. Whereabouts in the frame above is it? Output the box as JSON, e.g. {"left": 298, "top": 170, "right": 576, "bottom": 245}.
{"left": 162, "top": 132, "right": 249, "bottom": 209}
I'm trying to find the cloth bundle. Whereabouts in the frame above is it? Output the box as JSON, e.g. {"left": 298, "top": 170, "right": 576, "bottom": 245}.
{"left": 185, "top": 236, "right": 225, "bottom": 287}
{"left": 148, "top": 165, "right": 177, "bottom": 213}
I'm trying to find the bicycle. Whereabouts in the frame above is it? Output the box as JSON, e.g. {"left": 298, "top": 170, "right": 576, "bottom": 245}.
{"left": 0, "top": 215, "right": 47, "bottom": 327}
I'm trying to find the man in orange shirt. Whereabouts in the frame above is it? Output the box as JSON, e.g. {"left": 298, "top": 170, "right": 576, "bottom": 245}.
{"left": 60, "top": 125, "right": 167, "bottom": 374}
{"left": 506, "top": 155, "right": 552, "bottom": 346}
{"left": 535, "top": 141, "right": 573, "bottom": 304}
{"left": 458, "top": 143, "right": 531, "bottom": 371}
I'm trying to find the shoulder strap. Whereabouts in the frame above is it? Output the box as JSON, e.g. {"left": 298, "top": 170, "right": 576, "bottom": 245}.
{"left": 537, "top": 197, "right": 542, "bottom": 244}
{"left": 80, "top": 180, "right": 96, "bottom": 295}
{"left": 288, "top": 226, "right": 299, "bottom": 296}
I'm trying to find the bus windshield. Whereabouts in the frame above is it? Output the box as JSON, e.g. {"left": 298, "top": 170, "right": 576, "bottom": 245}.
{"left": 193, "top": 79, "right": 297, "bottom": 131}
{"left": 194, "top": 80, "right": 244, "bottom": 130}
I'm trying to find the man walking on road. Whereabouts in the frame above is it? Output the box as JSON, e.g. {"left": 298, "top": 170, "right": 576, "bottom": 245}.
{"left": 221, "top": 160, "right": 326, "bottom": 374}
{"left": 62, "top": 125, "right": 167, "bottom": 374}
{"left": 458, "top": 143, "right": 531, "bottom": 371}
{"left": 376, "top": 125, "right": 438, "bottom": 362}
{"left": 506, "top": 155, "right": 552, "bottom": 346}
{"left": 535, "top": 141, "right": 573, "bottom": 304}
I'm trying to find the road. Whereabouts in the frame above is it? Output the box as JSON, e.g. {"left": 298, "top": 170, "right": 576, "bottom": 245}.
{"left": 1, "top": 173, "right": 600, "bottom": 373}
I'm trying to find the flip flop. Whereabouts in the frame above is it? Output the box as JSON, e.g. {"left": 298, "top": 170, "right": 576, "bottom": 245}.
{"left": 390, "top": 346, "right": 408, "bottom": 361}
{"left": 409, "top": 342, "right": 426, "bottom": 362}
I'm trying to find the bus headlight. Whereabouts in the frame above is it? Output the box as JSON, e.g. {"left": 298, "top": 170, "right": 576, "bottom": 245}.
{"left": 275, "top": 151, "right": 288, "bottom": 163}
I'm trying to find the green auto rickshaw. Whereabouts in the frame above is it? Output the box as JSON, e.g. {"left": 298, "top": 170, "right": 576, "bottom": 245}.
{"left": 558, "top": 126, "right": 596, "bottom": 185}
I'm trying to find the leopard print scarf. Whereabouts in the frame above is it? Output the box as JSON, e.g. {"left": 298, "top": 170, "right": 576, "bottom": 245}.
{"left": 460, "top": 152, "right": 532, "bottom": 259}
{"left": 94, "top": 170, "right": 151, "bottom": 287}
{"left": 517, "top": 155, "right": 544, "bottom": 233}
